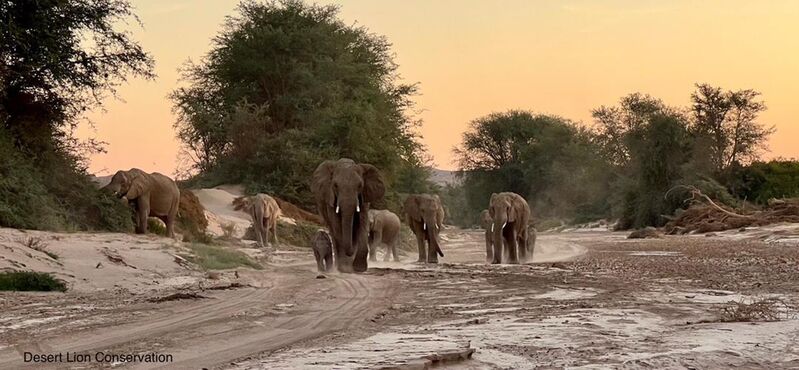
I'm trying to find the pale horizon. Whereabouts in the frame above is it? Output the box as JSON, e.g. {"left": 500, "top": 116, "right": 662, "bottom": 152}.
{"left": 79, "top": 0, "right": 799, "bottom": 176}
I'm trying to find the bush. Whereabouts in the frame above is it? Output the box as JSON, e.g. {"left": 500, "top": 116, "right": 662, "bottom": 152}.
{"left": 147, "top": 218, "right": 168, "bottom": 236}
{"left": 179, "top": 243, "right": 261, "bottom": 270}
{"left": 275, "top": 220, "right": 321, "bottom": 248}
{"left": 177, "top": 189, "right": 210, "bottom": 242}
{"left": 0, "top": 271, "right": 67, "bottom": 292}
{"left": 0, "top": 131, "right": 134, "bottom": 232}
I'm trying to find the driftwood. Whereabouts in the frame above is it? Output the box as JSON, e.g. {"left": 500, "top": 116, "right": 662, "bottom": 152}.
{"left": 664, "top": 186, "right": 799, "bottom": 234}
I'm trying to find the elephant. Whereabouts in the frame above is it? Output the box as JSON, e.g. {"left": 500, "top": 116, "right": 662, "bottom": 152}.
{"left": 404, "top": 194, "right": 445, "bottom": 263}
{"left": 368, "top": 209, "right": 401, "bottom": 262}
{"left": 480, "top": 209, "right": 494, "bottom": 263}
{"left": 488, "top": 192, "right": 532, "bottom": 264}
{"left": 311, "top": 229, "right": 334, "bottom": 272}
{"left": 311, "top": 158, "right": 386, "bottom": 273}
{"left": 102, "top": 168, "right": 180, "bottom": 237}
{"left": 233, "top": 194, "right": 281, "bottom": 248}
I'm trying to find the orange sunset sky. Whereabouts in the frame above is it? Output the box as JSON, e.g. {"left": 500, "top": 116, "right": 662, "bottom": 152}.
{"left": 79, "top": 0, "right": 799, "bottom": 176}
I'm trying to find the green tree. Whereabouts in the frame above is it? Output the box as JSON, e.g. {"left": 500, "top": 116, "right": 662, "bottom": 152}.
{"left": 0, "top": 0, "right": 153, "bottom": 231}
{"left": 453, "top": 110, "right": 611, "bottom": 224}
{"left": 690, "top": 83, "right": 774, "bottom": 174}
{"left": 172, "top": 0, "right": 430, "bottom": 207}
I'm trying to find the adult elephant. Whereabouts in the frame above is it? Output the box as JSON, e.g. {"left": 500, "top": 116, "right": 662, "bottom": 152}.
{"left": 233, "top": 194, "right": 282, "bottom": 248}
{"left": 311, "top": 158, "right": 385, "bottom": 273}
{"left": 488, "top": 192, "right": 532, "bottom": 264}
{"left": 480, "top": 209, "right": 494, "bottom": 263}
{"left": 404, "top": 194, "right": 445, "bottom": 263}
{"left": 368, "top": 209, "right": 401, "bottom": 262}
{"left": 102, "top": 168, "right": 180, "bottom": 238}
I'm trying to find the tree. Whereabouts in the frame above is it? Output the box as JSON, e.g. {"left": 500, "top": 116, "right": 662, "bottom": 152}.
{"left": 172, "top": 0, "right": 430, "bottom": 207}
{"left": 690, "top": 83, "right": 773, "bottom": 174}
{"left": 620, "top": 114, "right": 692, "bottom": 228}
{"left": 1, "top": 0, "right": 154, "bottom": 155}
{"left": 453, "top": 110, "right": 611, "bottom": 224}
{"left": 0, "top": 0, "right": 153, "bottom": 231}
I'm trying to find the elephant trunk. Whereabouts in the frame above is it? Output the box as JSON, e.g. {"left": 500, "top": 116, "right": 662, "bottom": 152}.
{"left": 423, "top": 212, "right": 444, "bottom": 257}
{"left": 492, "top": 215, "right": 508, "bottom": 262}
{"left": 337, "top": 195, "right": 361, "bottom": 258}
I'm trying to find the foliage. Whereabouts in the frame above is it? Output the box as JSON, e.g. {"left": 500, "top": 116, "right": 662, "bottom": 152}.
{"left": 0, "top": 0, "right": 152, "bottom": 232}
{"left": 172, "top": 0, "right": 432, "bottom": 209}
{"left": 690, "top": 84, "right": 774, "bottom": 174}
{"left": 452, "top": 110, "right": 612, "bottom": 226}
{"left": 180, "top": 243, "right": 261, "bottom": 271}
{"left": 726, "top": 160, "right": 799, "bottom": 204}
{"left": 618, "top": 114, "right": 692, "bottom": 228}
{"left": 0, "top": 271, "right": 67, "bottom": 292}
{"left": 275, "top": 220, "right": 321, "bottom": 248}
{"left": 0, "top": 131, "right": 134, "bottom": 231}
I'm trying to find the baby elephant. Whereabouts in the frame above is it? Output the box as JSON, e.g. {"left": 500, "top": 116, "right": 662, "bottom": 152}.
{"left": 368, "top": 209, "right": 401, "bottom": 262}
{"left": 311, "top": 229, "right": 334, "bottom": 272}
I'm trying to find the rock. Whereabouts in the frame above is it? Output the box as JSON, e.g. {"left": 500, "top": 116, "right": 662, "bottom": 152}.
{"left": 316, "top": 274, "right": 327, "bottom": 279}
{"left": 627, "top": 227, "right": 663, "bottom": 239}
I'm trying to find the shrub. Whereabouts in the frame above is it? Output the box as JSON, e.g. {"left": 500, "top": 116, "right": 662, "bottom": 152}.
{"left": 179, "top": 243, "right": 261, "bottom": 270}
{"left": 147, "top": 218, "right": 168, "bottom": 236}
{"left": 0, "top": 271, "right": 67, "bottom": 292}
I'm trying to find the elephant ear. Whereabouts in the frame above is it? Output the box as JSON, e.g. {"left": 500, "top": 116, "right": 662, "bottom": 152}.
{"left": 125, "top": 172, "right": 152, "bottom": 199}
{"left": 359, "top": 164, "right": 385, "bottom": 203}
{"left": 488, "top": 193, "right": 498, "bottom": 218}
{"left": 312, "top": 161, "right": 337, "bottom": 208}
{"left": 507, "top": 195, "right": 524, "bottom": 223}
{"left": 403, "top": 196, "right": 422, "bottom": 222}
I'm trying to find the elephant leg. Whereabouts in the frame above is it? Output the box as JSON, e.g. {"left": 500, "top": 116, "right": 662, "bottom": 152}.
{"left": 165, "top": 213, "right": 176, "bottom": 238}
{"left": 382, "top": 238, "right": 391, "bottom": 262}
{"left": 313, "top": 249, "right": 324, "bottom": 272}
{"left": 263, "top": 218, "right": 271, "bottom": 247}
{"left": 506, "top": 230, "right": 519, "bottom": 264}
{"left": 325, "top": 251, "right": 334, "bottom": 272}
{"left": 353, "top": 241, "right": 369, "bottom": 273}
{"left": 485, "top": 232, "right": 493, "bottom": 263}
{"left": 426, "top": 241, "right": 438, "bottom": 264}
{"left": 272, "top": 220, "right": 279, "bottom": 244}
{"left": 492, "top": 237, "right": 502, "bottom": 264}
{"left": 415, "top": 234, "right": 426, "bottom": 263}
{"left": 254, "top": 221, "right": 265, "bottom": 248}
{"left": 391, "top": 238, "right": 400, "bottom": 262}
{"left": 517, "top": 235, "right": 527, "bottom": 262}
{"left": 370, "top": 230, "right": 383, "bottom": 262}
{"left": 136, "top": 198, "right": 150, "bottom": 235}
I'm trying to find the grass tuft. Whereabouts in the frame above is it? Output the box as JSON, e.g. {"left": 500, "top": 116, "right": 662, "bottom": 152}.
{"left": 0, "top": 271, "right": 67, "bottom": 292}
{"left": 179, "top": 243, "right": 261, "bottom": 270}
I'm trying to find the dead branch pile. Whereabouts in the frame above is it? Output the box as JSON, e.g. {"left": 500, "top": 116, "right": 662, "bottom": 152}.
{"left": 664, "top": 186, "right": 799, "bottom": 234}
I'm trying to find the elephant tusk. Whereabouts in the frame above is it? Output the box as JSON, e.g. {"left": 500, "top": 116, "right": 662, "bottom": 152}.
{"left": 356, "top": 204, "right": 360, "bottom": 213}
{"left": 491, "top": 224, "right": 494, "bottom": 232}
{"left": 423, "top": 222, "right": 427, "bottom": 230}
{"left": 502, "top": 222, "right": 507, "bottom": 230}
{"left": 335, "top": 205, "right": 340, "bottom": 214}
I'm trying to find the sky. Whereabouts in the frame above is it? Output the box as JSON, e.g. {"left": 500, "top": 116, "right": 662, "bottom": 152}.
{"left": 79, "top": 0, "right": 799, "bottom": 176}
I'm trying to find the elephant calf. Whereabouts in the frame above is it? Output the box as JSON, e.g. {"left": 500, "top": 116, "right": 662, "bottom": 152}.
{"left": 234, "top": 194, "right": 282, "bottom": 248}
{"left": 368, "top": 209, "right": 401, "bottom": 262}
{"left": 102, "top": 168, "right": 180, "bottom": 238}
{"left": 311, "top": 229, "right": 334, "bottom": 272}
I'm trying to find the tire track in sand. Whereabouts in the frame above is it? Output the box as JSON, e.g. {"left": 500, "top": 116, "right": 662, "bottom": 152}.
{"left": 0, "top": 266, "right": 391, "bottom": 370}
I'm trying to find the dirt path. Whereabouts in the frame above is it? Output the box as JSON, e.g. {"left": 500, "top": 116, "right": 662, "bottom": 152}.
{"left": 237, "top": 228, "right": 799, "bottom": 369}
{"left": 5, "top": 225, "right": 799, "bottom": 369}
{"left": 0, "top": 263, "right": 394, "bottom": 369}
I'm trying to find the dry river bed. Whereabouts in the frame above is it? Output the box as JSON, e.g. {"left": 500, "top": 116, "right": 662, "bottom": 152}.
{"left": 2, "top": 226, "right": 799, "bottom": 369}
